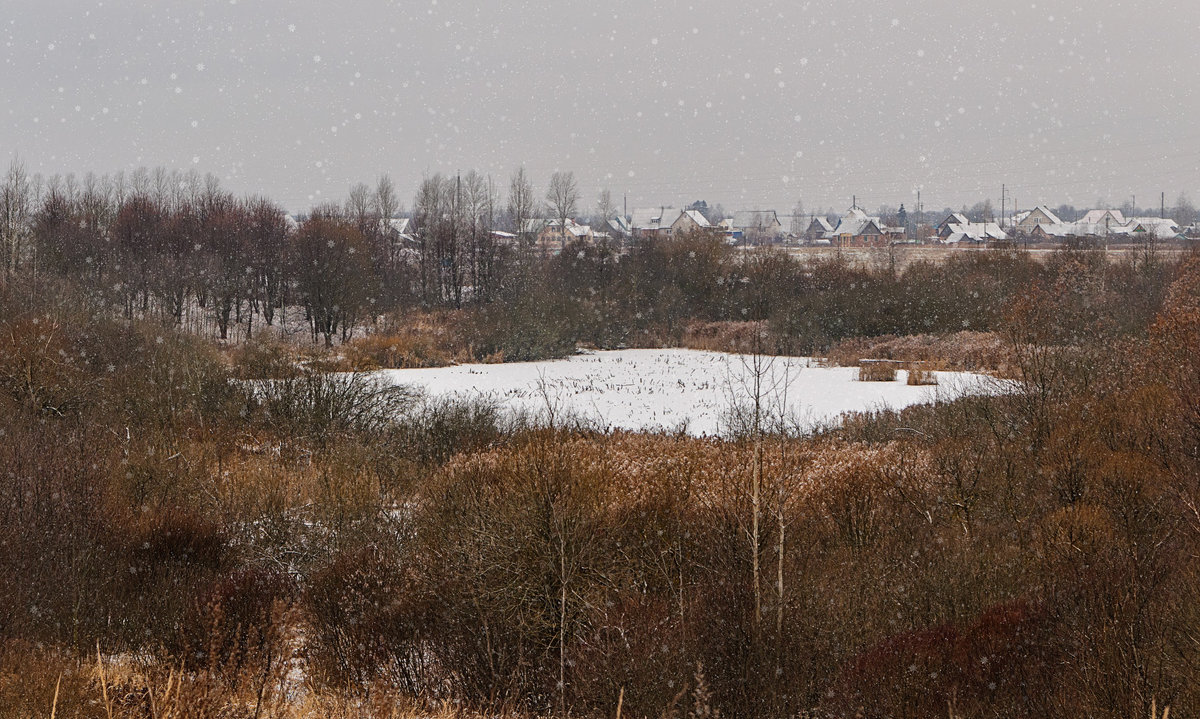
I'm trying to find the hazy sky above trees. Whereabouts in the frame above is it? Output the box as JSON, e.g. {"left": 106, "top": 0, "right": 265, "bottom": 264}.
{"left": 3, "top": 0, "right": 1199, "bottom": 215}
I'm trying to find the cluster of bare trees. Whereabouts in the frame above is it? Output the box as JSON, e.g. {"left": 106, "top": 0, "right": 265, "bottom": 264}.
{"left": 2, "top": 158, "right": 623, "bottom": 346}
{"left": 5, "top": 161, "right": 413, "bottom": 345}
{"left": 412, "top": 170, "right": 509, "bottom": 307}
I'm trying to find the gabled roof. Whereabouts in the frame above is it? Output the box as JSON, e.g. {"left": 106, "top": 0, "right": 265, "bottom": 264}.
{"left": 607, "top": 216, "right": 632, "bottom": 235}
{"left": 1126, "top": 217, "right": 1180, "bottom": 239}
{"left": 731, "top": 210, "right": 781, "bottom": 230}
{"left": 808, "top": 217, "right": 834, "bottom": 232}
{"left": 829, "top": 208, "right": 886, "bottom": 237}
{"left": 1079, "top": 209, "right": 1126, "bottom": 226}
{"left": 937, "top": 213, "right": 970, "bottom": 232}
{"left": 945, "top": 222, "right": 1008, "bottom": 242}
{"left": 1022, "top": 205, "right": 1063, "bottom": 225}
{"left": 680, "top": 209, "right": 712, "bottom": 228}
{"left": 631, "top": 207, "right": 675, "bottom": 231}
{"left": 382, "top": 217, "right": 411, "bottom": 235}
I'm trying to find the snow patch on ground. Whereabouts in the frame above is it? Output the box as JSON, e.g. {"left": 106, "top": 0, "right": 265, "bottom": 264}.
{"left": 379, "top": 349, "right": 997, "bottom": 437}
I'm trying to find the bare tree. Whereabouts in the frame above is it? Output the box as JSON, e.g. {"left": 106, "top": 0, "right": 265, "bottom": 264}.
{"left": 345, "top": 181, "right": 375, "bottom": 235}
{"left": 1173, "top": 192, "right": 1196, "bottom": 228}
{"left": 413, "top": 174, "right": 465, "bottom": 306}
{"left": 595, "top": 188, "right": 616, "bottom": 227}
{"left": 790, "top": 198, "right": 806, "bottom": 236}
{"left": 292, "top": 217, "right": 376, "bottom": 346}
{"left": 373, "top": 174, "right": 400, "bottom": 222}
{"left": 0, "top": 159, "right": 32, "bottom": 277}
{"left": 507, "top": 166, "right": 535, "bottom": 236}
{"left": 545, "top": 171, "right": 579, "bottom": 249}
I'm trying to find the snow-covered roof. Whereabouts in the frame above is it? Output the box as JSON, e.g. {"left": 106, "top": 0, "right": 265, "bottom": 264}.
{"left": 828, "top": 208, "right": 886, "bottom": 237}
{"left": 1079, "top": 209, "right": 1126, "bottom": 226}
{"left": 1126, "top": 217, "right": 1181, "bottom": 239}
{"left": 1020, "top": 205, "right": 1063, "bottom": 226}
{"left": 809, "top": 217, "right": 834, "bottom": 232}
{"left": 631, "top": 207, "right": 674, "bottom": 231}
{"left": 731, "top": 210, "right": 781, "bottom": 230}
{"left": 946, "top": 222, "right": 1008, "bottom": 242}
{"left": 681, "top": 209, "right": 711, "bottom": 228}
{"left": 382, "top": 217, "right": 411, "bottom": 234}
{"left": 608, "top": 216, "right": 632, "bottom": 235}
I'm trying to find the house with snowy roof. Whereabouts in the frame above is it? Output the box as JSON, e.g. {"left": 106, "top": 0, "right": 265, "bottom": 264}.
{"left": 941, "top": 222, "right": 1008, "bottom": 244}
{"left": 607, "top": 215, "right": 632, "bottom": 239}
{"left": 1013, "top": 205, "right": 1063, "bottom": 233}
{"left": 628, "top": 207, "right": 714, "bottom": 240}
{"left": 526, "top": 218, "right": 595, "bottom": 249}
{"left": 671, "top": 209, "right": 712, "bottom": 234}
{"left": 731, "top": 210, "right": 784, "bottom": 242}
{"left": 1114, "top": 217, "right": 1183, "bottom": 241}
{"left": 825, "top": 207, "right": 895, "bottom": 247}
{"left": 804, "top": 216, "right": 834, "bottom": 243}
{"left": 935, "top": 213, "right": 970, "bottom": 235}
{"left": 630, "top": 207, "right": 676, "bottom": 239}
{"left": 1079, "top": 209, "right": 1126, "bottom": 227}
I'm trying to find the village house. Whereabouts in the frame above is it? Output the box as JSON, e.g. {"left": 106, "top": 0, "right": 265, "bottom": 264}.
{"left": 825, "top": 207, "right": 898, "bottom": 247}
{"left": 941, "top": 221, "right": 1008, "bottom": 244}
{"left": 731, "top": 210, "right": 785, "bottom": 243}
{"left": 935, "top": 213, "right": 970, "bottom": 236}
{"left": 804, "top": 216, "right": 834, "bottom": 244}
{"left": 630, "top": 207, "right": 676, "bottom": 239}
{"left": 1112, "top": 217, "right": 1183, "bottom": 241}
{"left": 670, "top": 209, "right": 713, "bottom": 235}
{"left": 628, "top": 207, "right": 714, "bottom": 240}
{"left": 607, "top": 215, "right": 632, "bottom": 240}
{"left": 1079, "top": 209, "right": 1127, "bottom": 227}
{"left": 1012, "top": 205, "right": 1064, "bottom": 233}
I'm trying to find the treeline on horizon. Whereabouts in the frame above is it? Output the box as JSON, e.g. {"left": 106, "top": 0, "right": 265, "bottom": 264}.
{"left": 0, "top": 161, "right": 1182, "bottom": 364}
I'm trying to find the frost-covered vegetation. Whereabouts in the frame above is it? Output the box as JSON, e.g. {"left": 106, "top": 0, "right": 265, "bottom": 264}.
{"left": 1, "top": 167, "right": 1198, "bottom": 718}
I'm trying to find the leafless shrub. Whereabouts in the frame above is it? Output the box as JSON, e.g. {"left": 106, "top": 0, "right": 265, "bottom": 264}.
{"left": 905, "top": 364, "right": 938, "bottom": 386}
{"left": 249, "top": 371, "right": 416, "bottom": 443}
{"left": 857, "top": 360, "right": 897, "bottom": 382}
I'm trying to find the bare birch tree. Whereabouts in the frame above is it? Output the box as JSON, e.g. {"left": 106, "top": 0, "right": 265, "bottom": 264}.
{"left": 545, "top": 171, "right": 579, "bottom": 249}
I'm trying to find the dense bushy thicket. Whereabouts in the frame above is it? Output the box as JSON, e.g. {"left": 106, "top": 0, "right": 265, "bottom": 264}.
{"left": 296, "top": 259, "right": 1200, "bottom": 719}
{"left": 0, "top": 191, "right": 1196, "bottom": 717}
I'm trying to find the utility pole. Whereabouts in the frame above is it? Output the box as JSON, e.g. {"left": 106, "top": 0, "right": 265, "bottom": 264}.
{"left": 917, "top": 189, "right": 922, "bottom": 243}
{"left": 1001, "top": 184, "right": 1006, "bottom": 228}
{"left": 623, "top": 193, "right": 628, "bottom": 248}
{"left": 1162, "top": 191, "right": 1165, "bottom": 219}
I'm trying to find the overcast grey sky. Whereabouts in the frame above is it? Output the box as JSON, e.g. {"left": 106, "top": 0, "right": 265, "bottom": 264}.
{"left": 3, "top": 0, "right": 1199, "bottom": 216}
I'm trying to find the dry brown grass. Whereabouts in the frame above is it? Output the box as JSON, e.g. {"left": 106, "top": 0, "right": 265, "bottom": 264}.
{"left": 5, "top": 641, "right": 498, "bottom": 719}
{"left": 677, "top": 321, "right": 776, "bottom": 354}
{"left": 343, "top": 311, "right": 478, "bottom": 370}
{"left": 906, "top": 364, "right": 938, "bottom": 386}
{"left": 827, "top": 331, "right": 1010, "bottom": 374}
{"left": 858, "top": 360, "right": 899, "bottom": 382}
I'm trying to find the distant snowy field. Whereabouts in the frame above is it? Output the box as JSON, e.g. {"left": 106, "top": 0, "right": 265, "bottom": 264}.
{"left": 380, "top": 349, "right": 998, "bottom": 437}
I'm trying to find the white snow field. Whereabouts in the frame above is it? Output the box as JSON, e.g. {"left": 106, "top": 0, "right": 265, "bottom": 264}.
{"left": 380, "top": 348, "right": 999, "bottom": 437}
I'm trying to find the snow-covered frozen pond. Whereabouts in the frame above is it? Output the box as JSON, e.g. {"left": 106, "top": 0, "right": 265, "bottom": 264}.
{"left": 379, "top": 349, "right": 998, "bottom": 437}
